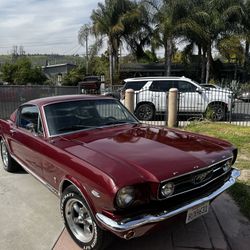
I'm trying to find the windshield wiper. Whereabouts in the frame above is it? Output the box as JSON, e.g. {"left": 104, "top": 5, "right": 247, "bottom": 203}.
{"left": 57, "top": 125, "right": 98, "bottom": 132}
{"left": 102, "top": 120, "right": 137, "bottom": 126}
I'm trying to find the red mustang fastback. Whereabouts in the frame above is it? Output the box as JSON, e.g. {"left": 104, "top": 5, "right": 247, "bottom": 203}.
{"left": 0, "top": 95, "right": 240, "bottom": 249}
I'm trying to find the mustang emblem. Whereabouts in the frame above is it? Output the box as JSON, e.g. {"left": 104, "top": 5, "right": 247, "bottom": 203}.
{"left": 193, "top": 170, "right": 212, "bottom": 185}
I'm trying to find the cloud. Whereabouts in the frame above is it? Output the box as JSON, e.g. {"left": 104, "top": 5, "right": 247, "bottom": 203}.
{"left": 0, "top": 0, "right": 104, "bottom": 54}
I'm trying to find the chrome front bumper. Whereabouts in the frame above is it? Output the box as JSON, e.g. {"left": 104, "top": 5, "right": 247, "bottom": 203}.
{"left": 96, "top": 169, "right": 240, "bottom": 232}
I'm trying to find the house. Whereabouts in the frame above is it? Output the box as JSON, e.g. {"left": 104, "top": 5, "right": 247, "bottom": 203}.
{"left": 42, "top": 63, "right": 76, "bottom": 85}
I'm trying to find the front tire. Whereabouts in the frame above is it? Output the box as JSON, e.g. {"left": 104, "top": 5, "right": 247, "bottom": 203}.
{"left": 135, "top": 103, "right": 155, "bottom": 121}
{"left": 0, "top": 139, "right": 18, "bottom": 172}
{"left": 61, "top": 185, "right": 112, "bottom": 250}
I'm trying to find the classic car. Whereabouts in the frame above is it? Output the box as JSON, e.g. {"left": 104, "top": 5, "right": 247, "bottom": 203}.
{"left": 0, "top": 95, "right": 240, "bottom": 249}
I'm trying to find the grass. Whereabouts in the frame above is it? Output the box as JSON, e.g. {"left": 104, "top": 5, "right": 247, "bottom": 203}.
{"left": 184, "top": 121, "right": 250, "bottom": 220}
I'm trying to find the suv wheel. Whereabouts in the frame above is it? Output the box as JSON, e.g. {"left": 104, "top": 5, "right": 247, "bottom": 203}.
{"left": 135, "top": 103, "right": 155, "bottom": 121}
{"left": 205, "top": 104, "right": 226, "bottom": 121}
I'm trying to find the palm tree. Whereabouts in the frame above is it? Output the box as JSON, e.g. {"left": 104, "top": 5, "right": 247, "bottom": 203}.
{"left": 150, "top": 0, "right": 193, "bottom": 76}
{"left": 91, "top": 0, "right": 140, "bottom": 84}
{"left": 78, "top": 24, "right": 91, "bottom": 75}
{"left": 122, "top": 2, "right": 155, "bottom": 62}
{"left": 177, "top": 0, "right": 244, "bottom": 82}
{"left": 242, "top": 0, "right": 250, "bottom": 72}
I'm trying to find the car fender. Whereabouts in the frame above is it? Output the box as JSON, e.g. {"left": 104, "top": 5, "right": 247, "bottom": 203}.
{"left": 59, "top": 175, "right": 97, "bottom": 214}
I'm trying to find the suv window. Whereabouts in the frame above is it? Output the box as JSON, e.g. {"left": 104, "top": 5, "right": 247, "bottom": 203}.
{"left": 18, "top": 105, "right": 43, "bottom": 134}
{"left": 123, "top": 81, "right": 147, "bottom": 91}
{"left": 149, "top": 81, "right": 175, "bottom": 92}
{"left": 177, "top": 81, "right": 197, "bottom": 92}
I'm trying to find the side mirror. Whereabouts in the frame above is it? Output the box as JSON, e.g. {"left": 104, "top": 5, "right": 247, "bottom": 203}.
{"left": 196, "top": 88, "right": 202, "bottom": 94}
{"left": 26, "top": 123, "right": 36, "bottom": 133}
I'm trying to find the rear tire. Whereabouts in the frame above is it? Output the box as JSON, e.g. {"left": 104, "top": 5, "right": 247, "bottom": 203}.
{"left": 0, "top": 139, "right": 18, "bottom": 172}
{"left": 135, "top": 103, "right": 155, "bottom": 121}
{"left": 61, "top": 185, "right": 112, "bottom": 250}
{"left": 205, "top": 103, "right": 227, "bottom": 121}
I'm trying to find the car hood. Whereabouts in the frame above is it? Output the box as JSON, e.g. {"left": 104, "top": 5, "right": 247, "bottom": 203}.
{"left": 59, "top": 124, "right": 233, "bottom": 186}
{"left": 204, "top": 88, "right": 232, "bottom": 95}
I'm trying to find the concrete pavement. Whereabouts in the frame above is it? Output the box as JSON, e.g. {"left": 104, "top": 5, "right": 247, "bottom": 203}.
{"left": 1, "top": 157, "right": 250, "bottom": 250}
{"left": 0, "top": 160, "right": 63, "bottom": 250}
{"left": 53, "top": 193, "right": 250, "bottom": 250}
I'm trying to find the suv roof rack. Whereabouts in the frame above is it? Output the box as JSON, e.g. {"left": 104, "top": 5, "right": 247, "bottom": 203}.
{"left": 124, "top": 76, "right": 189, "bottom": 81}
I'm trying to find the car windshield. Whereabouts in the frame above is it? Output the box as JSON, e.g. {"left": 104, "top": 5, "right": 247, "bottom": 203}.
{"left": 44, "top": 99, "right": 138, "bottom": 136}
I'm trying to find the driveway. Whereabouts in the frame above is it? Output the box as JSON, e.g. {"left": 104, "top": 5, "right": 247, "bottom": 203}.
{"left": 0, "top": 158, "right": 250, "bottom": 250}
{"left": 0, "top": 160, "right": 63, "bottom": 250}
{"left": 54, "top": 193, "right": 250, "bottom": 250}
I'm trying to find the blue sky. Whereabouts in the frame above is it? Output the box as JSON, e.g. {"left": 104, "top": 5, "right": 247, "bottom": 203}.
{"left": 0, "top": 0, "right": 104, "bottom": 55}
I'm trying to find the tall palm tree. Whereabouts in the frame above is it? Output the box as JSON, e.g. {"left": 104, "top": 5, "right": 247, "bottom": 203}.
{"left": 177, "top": 0, "right": 244, "bottom": 82}
{"left": 151, "top": 0, "right": 193, "bottom": 76}
{"left": 78, "top": 24, "right": 91, "bottom": 75}
{"left": 122, "top": 2, "right": 155, "bottom": 62}
{"left": 91, "top": 0, "right": 139, "bottom": 84}
{"left": 242, "top": 0, "right": 250, "bottom": 71}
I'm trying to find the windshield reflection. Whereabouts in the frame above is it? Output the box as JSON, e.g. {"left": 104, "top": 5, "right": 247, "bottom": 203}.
{"left": 44, "top": 99, "right": 138, "bottom": 136}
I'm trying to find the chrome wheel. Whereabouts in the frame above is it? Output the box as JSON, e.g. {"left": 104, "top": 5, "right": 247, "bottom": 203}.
{"left": 65, "top": 198, "right": 94, "bottom": 243}
{"left": 1, "top": 141, "right": 9, "bottom": 167}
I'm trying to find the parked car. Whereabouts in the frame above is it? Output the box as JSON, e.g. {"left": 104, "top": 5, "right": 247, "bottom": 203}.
{"left": 121, "top": 77, "right": 234, "bottom": 121}
{"left": 0, "top": 95, "right": 240, "bottom": 249}
{"left": 102, "top": 86, "right": 122, "bottom": 99}
{"left": 238, "top": 91, "right": 250, "bottom": 102}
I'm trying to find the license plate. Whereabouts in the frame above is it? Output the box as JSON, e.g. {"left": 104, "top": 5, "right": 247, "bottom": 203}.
{"left": 186, "top": 202, "right": 209, "bottom": 223}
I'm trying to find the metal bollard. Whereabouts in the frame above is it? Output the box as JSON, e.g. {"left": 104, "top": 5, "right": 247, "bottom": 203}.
{"left": 168, "top": 88, "right": 178, "bottom": 127}
{"left": 125, "top": 89, "right": 135, "bottom": 113}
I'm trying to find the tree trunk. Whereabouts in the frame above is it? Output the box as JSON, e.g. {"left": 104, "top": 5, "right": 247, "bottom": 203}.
{"left": 164, "top": 38, "right": 172, "bottom": 76}
{"left": 201, "top": 48, "right": 206, "bottom": 83}
{"left": 109, "top": 42, "right": 114, "bottom": 85}
{"left": 85, "top": 36, "right": 89, "bottom": 75}
{"left": 244, "top": 40, "right": 249, "bottom": 68}
{"left": 205, "top": 44, "right": 212, "bottom": 84}
{"left": 198, "top": 45, "right": 202, "bottom": 81}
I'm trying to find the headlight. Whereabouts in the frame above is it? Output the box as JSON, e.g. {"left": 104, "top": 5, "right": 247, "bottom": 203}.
{"left": 116, "top": 186, "right": 135, "bottom": 208}
{"left": 223, "top": 159, "right": 232, "bottom": 172}
{"left": 161, "top": 182, "right": 175, "bottom": 198}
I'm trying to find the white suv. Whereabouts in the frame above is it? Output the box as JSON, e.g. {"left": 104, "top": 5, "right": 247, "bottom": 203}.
{"left": 121, "top": 76, "right": 233, "bottom": 121}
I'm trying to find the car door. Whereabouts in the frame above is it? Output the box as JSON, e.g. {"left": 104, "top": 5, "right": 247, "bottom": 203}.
{"left": 9, "top": 105, "right": 45, "bottom": 177}
{"left": 148, "top": 80, "right": 175, "bottom": 112}
{"left": 177, "top": 81, "right": 205, "bottom": 113}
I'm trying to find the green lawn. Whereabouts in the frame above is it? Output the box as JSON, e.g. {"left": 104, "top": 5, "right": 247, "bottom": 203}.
{"left": 184, "top": 122, "right": 250, "bottom": 220}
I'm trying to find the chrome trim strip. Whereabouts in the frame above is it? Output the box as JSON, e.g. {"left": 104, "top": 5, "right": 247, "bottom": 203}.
{"left": 96, "top": 169, "right": 240, "bottom": 232}
{"left": 160, "top": 156, "right": 233, "bottom": 183}
{"left": 157, "top": 156, "right": 233, "bottom": 200}
{"left": 11, "top": 154, "right": 59, "bottom": 196}
{"left": 16, "top": 104, "right": 45, "bottom": 138}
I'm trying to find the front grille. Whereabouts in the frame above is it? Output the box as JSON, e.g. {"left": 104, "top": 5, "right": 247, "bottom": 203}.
{"left": 158, "top": 157, "right": 232, "bottom": 200}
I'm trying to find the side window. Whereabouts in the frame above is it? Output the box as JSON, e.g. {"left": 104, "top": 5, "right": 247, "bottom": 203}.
{"left": 18, "top": 105, "right": 43, "bottom": 134}
{"left": 149, "top": 81, "right": 175, "bottom": 92}
{"left": 177, "top": 81, "right": 197, "bottom": 92}
{"left": 124, "top": 81, "right": 147, "bottom": 91}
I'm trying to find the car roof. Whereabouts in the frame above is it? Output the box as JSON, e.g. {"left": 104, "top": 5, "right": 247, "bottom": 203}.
{"left": 124, "top": 76, "right": 191, "bottom": 82}
{"left": 25, "top": 95, "right": 112, "bottom": 107}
